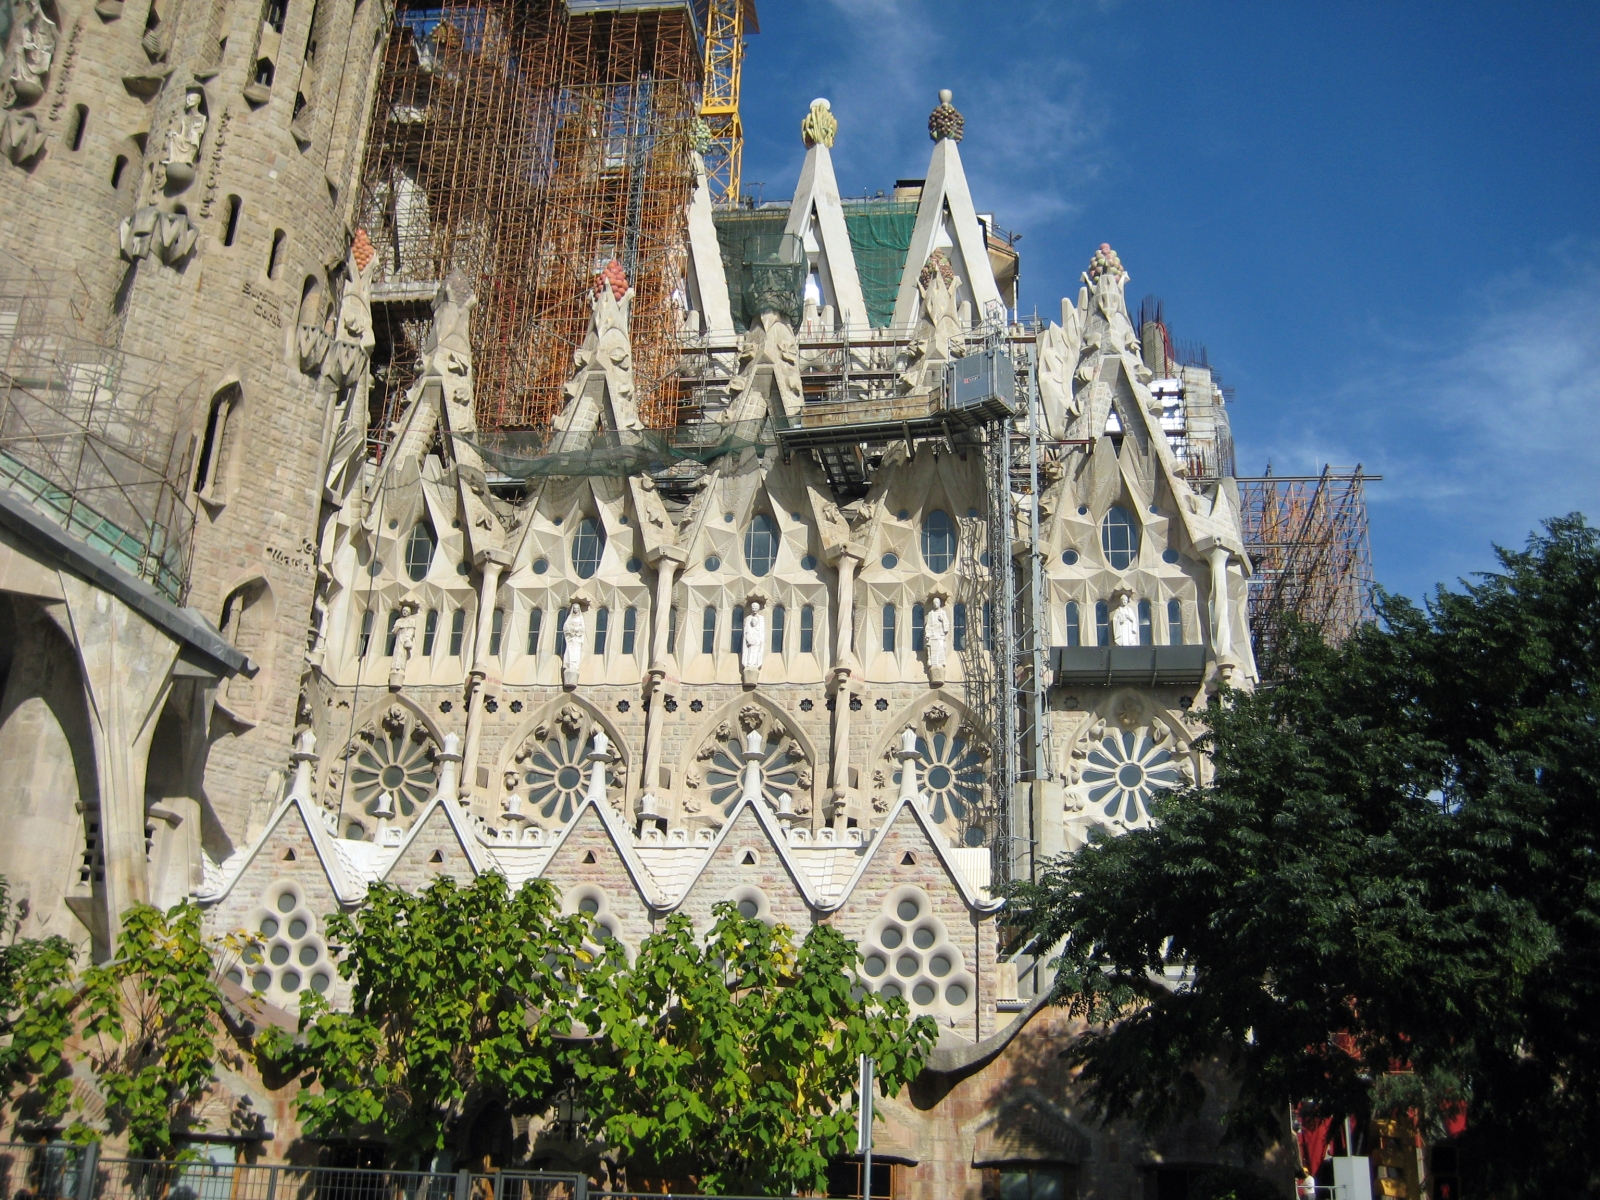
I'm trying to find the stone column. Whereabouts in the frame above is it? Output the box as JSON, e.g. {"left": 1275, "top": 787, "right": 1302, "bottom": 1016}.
{"left": 639, "top": 553, "right": 682, "bottom": 810}
{"left": 459, "top": 548, "right": 511, "bottom": 799}
{"left": 833, "top": 552, "right": 860, "bottom": 670}
{"left": 827, "top": 552, "right": 861, "bottom": 814}
{"left": 1207, "top": 546, "right": 1232, "bottom": 659}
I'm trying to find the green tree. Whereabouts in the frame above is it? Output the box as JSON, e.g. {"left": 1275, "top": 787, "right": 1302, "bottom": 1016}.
{"left": 1003, "top": 517, "right": 1599, "bottom": 1197}
{"left": 0, "top": 876, "right": 80, "bottom": 1124}
{"left": 76, "top": 900, "right": 247, "bottom": 1158}
{"left": 569, "top": 902, "right": 937, "bottom": 1196}
{"left": 260, "top": 873, "right": 593, "bottom": 1165}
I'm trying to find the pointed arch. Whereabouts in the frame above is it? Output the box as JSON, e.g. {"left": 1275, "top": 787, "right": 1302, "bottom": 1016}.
{"left": 194, "top": 378, "right": 244, "bottom": 505}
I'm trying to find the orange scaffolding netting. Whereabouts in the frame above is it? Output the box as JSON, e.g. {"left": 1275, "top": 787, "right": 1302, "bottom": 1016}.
{"left": 356, "top": 0, "right": 700, "bottom": 434}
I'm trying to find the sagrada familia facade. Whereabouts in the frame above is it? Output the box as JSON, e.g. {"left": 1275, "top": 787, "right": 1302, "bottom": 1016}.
{"left": 0, "top": 0, "right": 1271, "bottom": 1192}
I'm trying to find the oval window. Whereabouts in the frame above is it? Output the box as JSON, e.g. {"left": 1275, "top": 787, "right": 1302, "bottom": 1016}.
{"left": 744, "top": 513, "right": 778, "bottom": 576}
{"left": 572, "top": 517, "right": 605, "bottom": 579}
{"left": 405, "top": 521, "right": 436, "bottom": 582}
{"left": 921, "top": 509, "right": 955, "bottom": 572}
{"left": 1100, "top": 505, "right": 1140, "bottom": 570}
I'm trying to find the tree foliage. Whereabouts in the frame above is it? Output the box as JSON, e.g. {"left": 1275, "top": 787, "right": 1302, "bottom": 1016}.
{"left": 0, "top": 877, "right": 79, "bottom": 1123}
{"left": 260, "top": 873, "right": 594, "bottom": 1164}
{"left": 572, "top": 903, "right": 937, "bottom": 1196}
{"left": 1004, "top": 516, "right": 1600, "bottom": 1197}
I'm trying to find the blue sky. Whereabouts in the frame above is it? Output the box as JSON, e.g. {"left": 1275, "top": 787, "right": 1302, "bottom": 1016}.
{"left": 736, "top": 1, "right": 1600, "bottom": 602}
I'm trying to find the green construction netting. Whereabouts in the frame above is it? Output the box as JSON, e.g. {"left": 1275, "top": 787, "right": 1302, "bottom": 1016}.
{"left": 712, "top": 212, "right": 804, "bottom": 331}
{"left": 844, "top": 201, "right": 918, "bottom": 328}
{"left": 461, "top": 419, "right": 777, "bottom": 479}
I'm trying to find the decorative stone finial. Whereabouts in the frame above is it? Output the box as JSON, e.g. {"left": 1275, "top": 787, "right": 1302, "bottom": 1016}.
{"left": 1087, "top": 242, "right": 1124, "bottom": 281}
{"left": 350, "top": 228, "right": 376, "bottom": 272}
{"left": 690, "top": 116, "right": 712, "bottom": 155}
{"left": 918, "top": 248, "right": 956, "bottom": 289}
{"left": 928, "top": 89, "right": 963, "bottom": 143}
{"left": 801, "top": 97, "right": 837, "bottom": 149}
{"left": 595, "top": 259, "right": 628, "bottom": 299}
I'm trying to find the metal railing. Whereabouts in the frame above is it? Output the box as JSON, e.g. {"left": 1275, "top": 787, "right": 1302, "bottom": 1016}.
{"left": 0, "top": 1147, "right": 586, "bottom": 1200}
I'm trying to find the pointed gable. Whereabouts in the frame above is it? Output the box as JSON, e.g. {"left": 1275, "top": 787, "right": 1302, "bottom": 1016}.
{"left": 674, "top": 798, "right": 820, "bottom": 931}
{"left": 782, "top": 139, "right": 869, "bottom": 331}
{"left": 536, "top": 798, "right": 661, "bottom": 947}
{"left": 890, "top": 113, "right": 1005, "bottom": 331}
{"left": 381, "top": 796, "right": 486, "bottom": 891}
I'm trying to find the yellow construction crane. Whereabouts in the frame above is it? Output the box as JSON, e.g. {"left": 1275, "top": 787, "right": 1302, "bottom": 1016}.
{"left": 700, "top": 0, "right": 756, "bottom": 207}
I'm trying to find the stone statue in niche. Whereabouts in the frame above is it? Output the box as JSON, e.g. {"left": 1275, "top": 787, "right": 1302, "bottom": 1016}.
{"left": 3, "top": 0, "right": 58, "bottom": 107}
{"left": 740, "top": 598, "right": 765, "bottom": 682}
{"left": 561, "top": 598, "right": 589, "bottom": 687}
{"left": 161, "top": 90, "right": 207, "bottom": 186}
{"left": 424, "top": 269, "right": 476, "bottom": 384}
{"left": 324, "top": 230, "right": 379, "bottom": 500}
{"left": 924, "top": 593, "right": 950, "bottom": 683}
{"left": 1110, "top": 593, "right": 1140, "bottom": 647}
{"left": 388, "top": 600, "right": 419, "bottom": 688}
{"left": 900, "top": 250, "right": 965, "bottom": 393}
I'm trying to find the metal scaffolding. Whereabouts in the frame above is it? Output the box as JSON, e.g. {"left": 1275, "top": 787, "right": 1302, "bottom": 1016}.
{"left": 1239, "top": 465, "right": 1376, "bottom": 677}
{"left": 357, "top": 0, "right": 701, "bottom": 433}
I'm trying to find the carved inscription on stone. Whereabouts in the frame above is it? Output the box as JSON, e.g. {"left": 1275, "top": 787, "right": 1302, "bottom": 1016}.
{"left": 242, "top": 280, "right": 285, "bottom": 328}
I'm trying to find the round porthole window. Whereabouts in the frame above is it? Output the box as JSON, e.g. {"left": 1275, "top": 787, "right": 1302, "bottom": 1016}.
{"left": 881, "top": 553, "right": 898, "bottom": 569}
{"left": 533, "top": 558, "right": 549, "bottom": 574}
{"left": 226, "top": 967, "right": 243, "bottom": 986}
{"left": 864, "top": 955, "right": 886, "bottom": 977}
{"left": 929, "top": 954, "right": 951, "bottom": 977}
{"left": 270, "top": 944, "right": 289, "bottom": 965}
{"left": 881, "top": 926, "right": 903, "bottom": 949}
{"left": 298, "top": 945, "right": 318, "bottom": 966}
{"left": 881, "top": 982, "right": 902, "bottom": 1000}
{"left": 288, "top": 917, "right": 307, "bottom": 938}
{"left": 276, "top": 893, "right": 296, "bottom": 914}
{"left": 897, "top": 898, "right": 920, "bottom": 921}
{"left": 456, "top": 561, "right": 470, "bottom": 576}
{"left": 281, "top": 971, "right": 301, "bottom": 992}
{"left": 705, "top": 555, "right": 721, "bottom": 571}
{"left": 896, "top": 954, "right": 918, "bottom": 977}
{"left": 946, "top": 983, "right": 969, "bottom": 1005}
{"left": 252, "top": 970, "right": 271, "bottom": 992}
{"left": 259, "top": 917, "right": 278, "bottom": 937}
{"left": 1062, "top": 549, "right": 1079, "bottom": 565}
{"left": 1077, "top": 505, "right": 1089, "bottom": 515}
{"left": 801, "top": 554, "right": 817, "bottom": 570}
{"left": 627, "top": 557, "right": 642, "bottom": 573}
{"left": 913, "top": 927, "right": 935, "bottom": 949}
{"left": 1163, "top": 548, "right": 1179, "bottom": 563}
{"left": 578, "top": 896, "right": 600, "bottom": 915}
{"left": 311, "top": 972, "right": 331, "bottom": 993}
{"left": 737, "top": 898, "right": 759, "bottom": 919}
{"left": 912, "top": 982, "right": 935, "bottom": 1005}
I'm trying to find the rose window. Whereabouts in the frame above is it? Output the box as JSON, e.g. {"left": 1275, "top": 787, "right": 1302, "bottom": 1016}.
{"left": 703, "top": 727, "right": 804, "bottom": 816}
{"left": 348, "top": 715, "right": 437, "bottom": 819}
{"left": 1081, "top": 728, "right": 1181, "bottom": 824}
{"left": 896, "top": 731, "right": 986, "bottom": 826}
{"left": 523, "top": 732, "right": 594, "bottom": 825}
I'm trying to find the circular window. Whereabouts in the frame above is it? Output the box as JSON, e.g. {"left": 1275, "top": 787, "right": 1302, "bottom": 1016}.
{"left": 881, "top": 926, "right": 903, "bottom": 949}
{"left": 578, "top": 896, "right": 600, "bottom": 915}
{"left": 737, "top": 898, "right": 759, "bottom": 919}
{"left": 705, "top": 555, "right": 721, "bottom": 571}
{"left": 1062, "top": 549, "right": 1079, "bottom": 565}
{"left": 980, "top": 552, "right": 992, "bottom": 568}
{"left": 281, "top": 971, "right": 301, "bottom": 992}
{"left": 881, "top": 553, "right": 898, "bottom": 569}
{"left": 595, "top": 920, "right": 617, "bottom": 941}
{"left": 1077, "top": 505, "right": 1089, "bottom": 515}
{"left": 456, "top": 561, "right": 469, "bottom": 576}
{"left": 298, "top": 944, "right": 318, "bottom": 966}
{"left": 791, "top": 511, "right": 802, "bottom": 521}
{"left": 350, "top": 717, "right": 437, "bottom": 820}
{"left": 1118, "top": 762, "right": 1145, "bottom": 788}
{"left": 260, "top": 917, "right": 279, "bottom": 937}
{"left": 912, "top": 982, "right": 936, "bottom": 1005}
{"left": 380, "top": 764, "right": 407, "bottom": 789}
{"left": 243, "top": 946, "right": 261, "bottom": 965}
{"left": 723, "top": 512, "right": 734, "bottom": 523}
{"left": 964, "top": 826, "right": 986, "bottom": 847}
{"left": 1081, "top": 728, "right": 1182, "bottom": 824}
{"left": 288, "top": 917, "right": 307, "bottom": 938}
{"left": 533, "top": 558, "right": 549, "bottom": 574}
{"left": 1163, "top": 548, "right": 1180, "bottom": 564}
{"left": 864, "top": 955, "right": 886, "bottom": 977}
{"left": 897, "top": 898, "right": 920, "bottom": 921}
{"left": 968, "top": 507, "right": 979, "bottom": 518}
{"left": 226, "top": 967, "right": 243, "bottom": 985}
{"left": 252, "top": 970, "right": 271, "bottom": 992}
{"left": 929, "top": 954, "right": 951, "bottom": 977}
{"left": 311, "top": 972, "right": 331, "bottom": 993}
{"left": 912, "top": 927, "right": 935, "bottom": 949}
{"left": 346, "top": 824, "right": 366, "bottom": 841}
{"left": 276, "top": 892, "right": 296, "bottom": 914}
{"left": 897, "top": 509, "right": 910, "bottom": 520}
{"left": 896, "top": 954, "right": 919, "bottom": 977}
{"left": 926, "top": 765, "right": 952, "bottom": 790}
{"left": 270, "top": 944, "right": 289, "bottom": 965}
{"left": 1150, "top": 504, "right": 1161, "bottom": 514}
{"left": 368, "top": 559, "right": 383, "bottom": 577}
{"left": 881, "top": 982, "right": 902, "bottom": 1000}
{"left": 801, "top": 554, "right": 817, "bottom": 570}
{"left": 627, "top": 557, "right": 642, "bottom": 573}
{"left": 558, "top": 765, "right": 583, "bottom": 790}
{"left": 946, "top": 983, "right": 969, "bottom": 1005}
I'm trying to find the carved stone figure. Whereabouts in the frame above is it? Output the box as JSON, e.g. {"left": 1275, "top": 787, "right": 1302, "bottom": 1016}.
{"left": 725, "top": 310, "right": 802, "bottom": 423}
{"left": 424, "top": 269, "right": 476, "bottom": 382}
{"left": 3, "top": 0, "right": 58, "bottom": 107}
{"left": 555, "top": 260, "right": 642, "bottom": 437}
{"left": 161, "top": 90, "right": 207, "bottom": 186}
{"left": 737, "top": 707, "right": 763, "bottom": 734}
{"left": 800, "top": 96, "right": 836, "bottom": 149}
{"left": 740, "top": 599, "right": 765, "bottom": 675}
{"left": 1110, "top": 594, "right": 1140, "bottom": 647}
{"left": 900, "top": 251, "right": 964, "bottom": 393}
{"left": 388, "top": 600, "right": 419, "bottom": 688}
{"left": 0, "top": 109, "right": 44, "bottom": 164}
{"left": 924, "top": 595, "right": 951, "bottom": 670}
{"left": 561, "top": 600, "right": 588, "bottom": 683}
{"left": 324, "top": 229, "right": 379, "bottom": 498}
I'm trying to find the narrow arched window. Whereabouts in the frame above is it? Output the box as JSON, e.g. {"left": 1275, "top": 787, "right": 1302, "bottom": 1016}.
{"left": 1065, "top": 600, "right": 1081, "bottom": 647}
{"left": 422, "top": 608, "right": 438, "bottom": 656}
{"left": 68, "top": 105, "right": 88, "bottom": 152}
{"left": 572, "top": 517, "right": 605, "bottom": 579}
{"left": 770, "top": 605, "right": 785, "bottom": 653}
{"left": 744, "top": 513, "right": 778, "bottom": 576}
{"left": 384, "top": 609, "right": 401, "bottom": 655}
{"left": 911, "top": 603, "right": 925, "bottom": 652}
{"left": 222, "top": 195, "right": 241, "bottom": 246}
{"left": 111, "top": 154, "right": 128, "bottom": 188}
{"left": 358, "top": 609, "right": 374, "bottom": 657}
{"left": 921, "top": 509, "right": 955, "bottom": 572}
{"left": 667, "top": 606, "right": 679, "bottom": 654}
{"left": 1138, "top": 599, "right": 1153, "bottom": 646}
{"left": 621, "top": 607, "right": 637, "bottom": 655}
{"left": 405, "top": 522, "right": 435, "bottom": 581}
{"left": 882, "top": 604, "right": 896, "bottom": 652}
{"left": 953, "top": 602, "right": 967, "bottom": 651}
{"left": 449, "top": 608, "right": 466, "bottom": 656}
{"left": 527, "top": 608, "right": 542, "bottom": 654}
{"left": 267, "top": 229, "right": 286, "bottom": 279}
{"left": 799, "top": 605, "right": 814, "bottom": 653}
{"left": 593, "top": 607, "right": 608, "bottom": 654}
{"left": 555, "top": 606, "right": 569, "bottom": 658}
{"left": 731, "top": 604, "right": 744, "bottom": 654}
{"left": 1167, "top": 598, "right": 1184, "bottom": 645}
{"left": 1095, "top": 601, "right": 1109, "bottom": 647}
{"left": 489, "top": 608, "right": 505, "bottom": 656}
{"left": 1100, "top": 505, "right": 1139, "bottom": 570}
{"left": 701, "top": 606, "right": 717, "bottom": 655}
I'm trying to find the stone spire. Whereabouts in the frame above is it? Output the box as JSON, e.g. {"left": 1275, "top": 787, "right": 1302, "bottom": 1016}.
{"left": 928, "top": 88, "right": 964, "bottom": 143}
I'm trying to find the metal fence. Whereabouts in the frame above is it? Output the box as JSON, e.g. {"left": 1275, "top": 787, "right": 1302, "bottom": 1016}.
{"left": 0, "top": 1147, "right": 586, "bottom": 1200}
